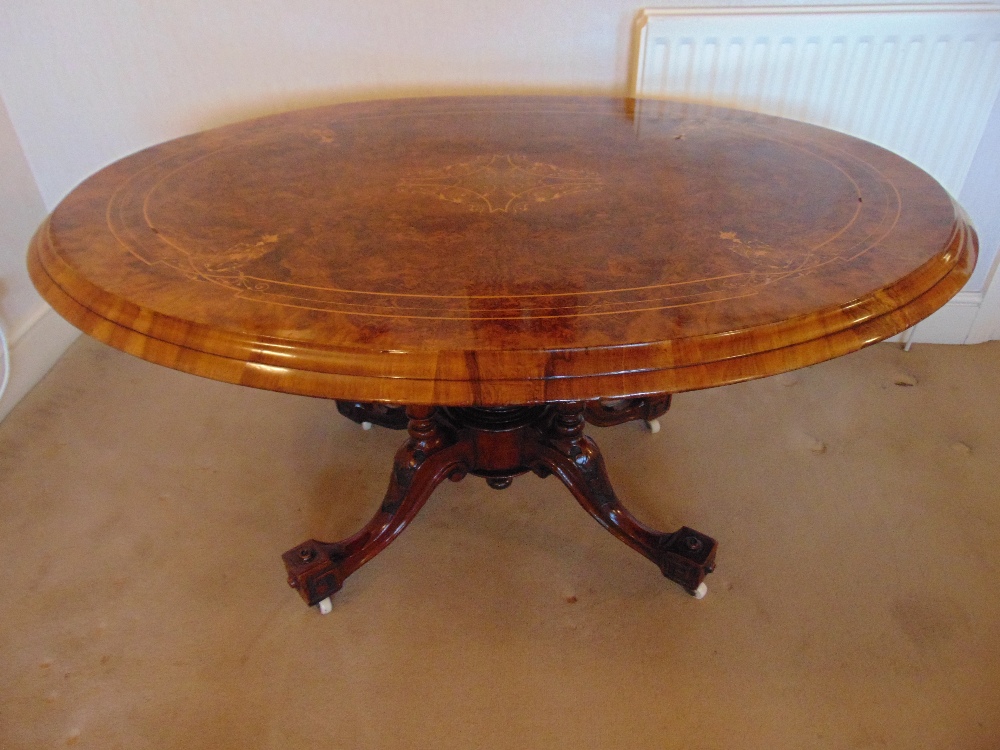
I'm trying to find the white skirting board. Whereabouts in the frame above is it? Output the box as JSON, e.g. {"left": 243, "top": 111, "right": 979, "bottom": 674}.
{"left": 888, "top": 292, "right": 985, "bottom": 346}
{"left": 0, "top": 304, "right": 80, "bottom": 423}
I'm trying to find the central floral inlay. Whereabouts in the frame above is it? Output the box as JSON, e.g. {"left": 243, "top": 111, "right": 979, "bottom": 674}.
{"left": 398, "top": 154, "right": 603, "bottom": 213}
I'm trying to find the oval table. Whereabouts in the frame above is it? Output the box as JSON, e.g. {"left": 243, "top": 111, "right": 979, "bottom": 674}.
{"left": 28, "top": 96, "right": 976, "bottom": 611}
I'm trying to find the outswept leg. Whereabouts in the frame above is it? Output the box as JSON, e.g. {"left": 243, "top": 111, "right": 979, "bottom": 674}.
{"left": 282, "top": 407, "right": 468, "bottom": 608}
{"left": 335, "top": 400, "right": 408, "bottom": 430}
{"left": 284, "top": 398, "right": 716, "bottom": 609}
{"left": 535, "top": 403, "right": 716, "bottom": 595}
{"left": 583, "top": 394, "right": 672, "bottom": 431}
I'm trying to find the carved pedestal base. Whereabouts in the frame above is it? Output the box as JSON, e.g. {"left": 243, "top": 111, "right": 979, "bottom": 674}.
{"left": 283, "top": 399, "right": 716, "bottom": 608}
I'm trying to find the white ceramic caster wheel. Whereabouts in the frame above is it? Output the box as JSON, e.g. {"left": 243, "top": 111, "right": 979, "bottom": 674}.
{"left": 645, "top": 418, "right": 661, "bottom": 434}
{"left": 361, "top": 421, "right": 373, "bottom": 431}
{"left": 690, "top": 582, "right": 708, "bottom": 599}
{"left": 317, "top": 597, "right": 333, "bottom": 615}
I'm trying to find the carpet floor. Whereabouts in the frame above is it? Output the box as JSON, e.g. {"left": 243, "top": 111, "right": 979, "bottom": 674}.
{"left": 2, "top": 337, "right": 999, "bottom": 749}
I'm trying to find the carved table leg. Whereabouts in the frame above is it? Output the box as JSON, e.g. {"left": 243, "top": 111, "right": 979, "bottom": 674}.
{"left": 284, "top": 400, "right": 716, "bottom": 610}
{"left": 535, "top": 403, "right": 716, "bottom": 596}
{"left": 335, "top": 400, "right": 408, "bottom": 430}
{"left": 583, "top": 394, "right": 672, "bottom": 431}
{"left": 283, "top": 407, "right": 468, "bottom": 609}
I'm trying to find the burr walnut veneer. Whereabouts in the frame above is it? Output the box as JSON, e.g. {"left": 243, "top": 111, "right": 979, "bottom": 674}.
{"left": 28, "top": 96, "right": 976, "bottom": 609}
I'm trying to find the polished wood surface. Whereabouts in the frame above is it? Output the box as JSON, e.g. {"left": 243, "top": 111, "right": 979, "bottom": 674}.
{"left": 283, "top": 402, "right": 717, "bottom": 607}
{"left": 28, "top": 96, "right": 975, "bottom": 405}
{"left": 27, "top": 95, "right": 977, "bottom": 607}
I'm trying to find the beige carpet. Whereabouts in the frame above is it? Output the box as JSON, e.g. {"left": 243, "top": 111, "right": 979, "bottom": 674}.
{"left": 1, "top": 337, "right": 999, "bottom": 749}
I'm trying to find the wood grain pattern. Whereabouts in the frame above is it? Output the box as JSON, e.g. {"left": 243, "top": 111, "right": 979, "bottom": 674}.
{"left": 282, "top": 403, "right": 718, "bottom": 605}
{"left": 28, "top": 96, "right": 977, "bottom": 405}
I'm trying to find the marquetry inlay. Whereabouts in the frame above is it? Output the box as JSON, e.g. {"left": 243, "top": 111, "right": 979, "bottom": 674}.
{"left": 25, "top": 96, "right": 977, "bottom": 612}
{"left": 28, "top": 96, "right": 975, "bottom": 405}
{"left": 398, "top": 154, "right": 603, "bottom": 213}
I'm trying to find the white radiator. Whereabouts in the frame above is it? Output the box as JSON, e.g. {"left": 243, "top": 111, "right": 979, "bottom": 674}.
{"left": 632, "top": 4, "right": 1000, "bottom": 198}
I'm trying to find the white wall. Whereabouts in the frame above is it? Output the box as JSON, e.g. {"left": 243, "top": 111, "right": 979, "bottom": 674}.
{"left": 0, "top": 97, "right": 79, "bottom": 422}
{"left": 963, "top": 91, "right": 1000, "bottom": 341}
{"left": 0, "top": 1, "right": 997, "bottom": 419}
{"left": 0, "top": 97, "right": 46, "bottom": 336}
{"left": 0, "top": 0, "right": 640, "bottom": 210}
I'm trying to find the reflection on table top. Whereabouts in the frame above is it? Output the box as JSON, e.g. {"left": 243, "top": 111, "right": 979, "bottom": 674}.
{"left": 28, "top": 96, "right": 976, "bottom": 405}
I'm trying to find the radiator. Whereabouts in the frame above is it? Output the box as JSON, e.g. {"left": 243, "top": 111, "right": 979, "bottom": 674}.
{"left": 632, "top": 4, "right": 1000, "bottom": 197}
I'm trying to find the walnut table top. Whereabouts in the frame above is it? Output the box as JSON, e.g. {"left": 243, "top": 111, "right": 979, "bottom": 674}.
{"left": 27, "top": 95, "right": 979, "bottom": 609}
{"left": 28, "top": 96, "right": 976, "bottom": 405}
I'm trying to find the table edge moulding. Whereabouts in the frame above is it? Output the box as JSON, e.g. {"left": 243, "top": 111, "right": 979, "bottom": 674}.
{"left": 26, "top": 95, "right": 977, "bottom": 611}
